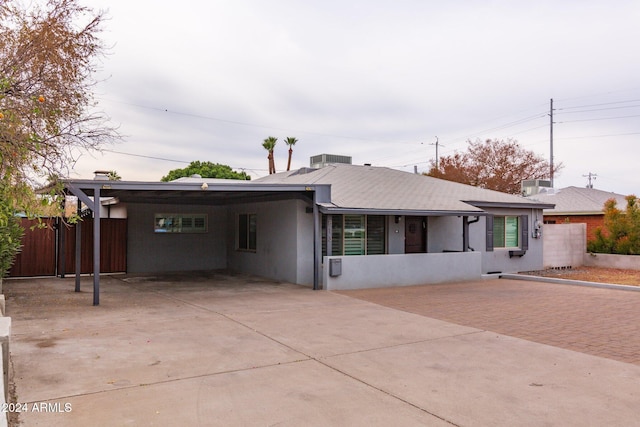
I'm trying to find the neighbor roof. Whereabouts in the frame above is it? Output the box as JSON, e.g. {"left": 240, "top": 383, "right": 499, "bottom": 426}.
{"left": 528, "top": 186, "right": 629, "bottom": 215}
{"left": 256, "top": 164, "right": 552, "bottom": 215}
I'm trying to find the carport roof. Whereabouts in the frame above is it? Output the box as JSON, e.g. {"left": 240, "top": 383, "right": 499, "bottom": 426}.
{"left": 61, "top": 179, "right": 328, "bottom": 206}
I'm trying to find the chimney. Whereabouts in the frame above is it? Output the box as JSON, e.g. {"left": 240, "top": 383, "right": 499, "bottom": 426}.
{"left": 93, "top": 170, "right": 110, "bottom": 180}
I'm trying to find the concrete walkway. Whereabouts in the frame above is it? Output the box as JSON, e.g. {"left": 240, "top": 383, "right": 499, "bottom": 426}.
{"left": 4, "top": 273, "right": 640, "bottom": 426}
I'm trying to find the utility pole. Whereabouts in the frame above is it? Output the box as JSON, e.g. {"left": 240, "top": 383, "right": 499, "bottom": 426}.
{"left": 429, "top": 136, "right": 444, "bottom": 170}
{"left": 583, "top": 172, "right": 597, "bottom": 189}
{"left": 549, "top": 98, "right": 554, "bottom": 187}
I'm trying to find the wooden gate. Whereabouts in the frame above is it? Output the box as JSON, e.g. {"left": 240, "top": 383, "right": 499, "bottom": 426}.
{"left": 8, "top": 218, "right": 127, "bottom": 277}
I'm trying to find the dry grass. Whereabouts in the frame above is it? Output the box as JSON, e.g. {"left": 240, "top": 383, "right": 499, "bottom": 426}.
{"left": 524, "top": 266, "right": 640, "bottom": 286}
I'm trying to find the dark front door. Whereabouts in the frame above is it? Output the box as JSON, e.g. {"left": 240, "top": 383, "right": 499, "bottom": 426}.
{"left": 405, "top": 216, "right": 426, "bottom": 253}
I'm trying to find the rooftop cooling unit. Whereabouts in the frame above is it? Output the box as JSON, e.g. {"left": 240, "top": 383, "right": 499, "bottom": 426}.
{"left": 521, "top": 179, "right": 552, "bottom": 196}
{"left": 310, "top": 154, "right": 352, "bottom": 169}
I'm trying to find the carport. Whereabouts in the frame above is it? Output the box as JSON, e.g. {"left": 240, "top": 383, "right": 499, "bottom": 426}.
{"left": 63, "top": 178, "right": 331, "bottom": 305}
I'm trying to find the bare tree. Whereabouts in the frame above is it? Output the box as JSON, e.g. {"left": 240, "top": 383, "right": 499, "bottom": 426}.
{"left": 427, "top": 138, "right": 561, "bottom": 194}
{"left": 0, "top": 0, "right": 118, "bottom": 211}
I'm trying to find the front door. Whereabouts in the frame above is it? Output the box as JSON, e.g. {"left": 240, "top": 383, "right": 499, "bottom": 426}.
{"left": 405, "top": 216, "right": 426, "bottom": 253}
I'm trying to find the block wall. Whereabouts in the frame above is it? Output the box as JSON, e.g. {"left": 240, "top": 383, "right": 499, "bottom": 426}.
{"left": 543, "top": 223, "right": 586, "bottom": 269}
{"left": 544, "top": 214, "right": 603, "bottom": 242}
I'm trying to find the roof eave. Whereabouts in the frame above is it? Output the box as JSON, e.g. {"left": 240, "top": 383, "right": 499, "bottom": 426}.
{"left": 61, "top": 179, "right": 327, "bottom": 194}
{"left": 318, "top": 206, "right": 487, "bottom": 216}
{"left": 543, "top": 211, "right": 604, "bottom": 216}
{"left": 465, "top": 200, "right": 555, "bottom": 210}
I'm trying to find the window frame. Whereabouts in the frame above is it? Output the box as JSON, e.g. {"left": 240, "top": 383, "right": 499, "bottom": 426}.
{"left": 491, "top": 215, "right": 525, "bottom": 249}
{"left": 323, "top": 214, "right": 386, "bottom": 256}
{"left": 237, "top": 213, "right": 257, "bottom": 251}
{"left": 154, "top": 213, "right": 208, "bottom": 233}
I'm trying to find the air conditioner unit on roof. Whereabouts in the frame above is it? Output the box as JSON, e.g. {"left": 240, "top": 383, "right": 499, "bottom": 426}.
{"left": 310, "top": 154, "right": 352, "bottom": 169}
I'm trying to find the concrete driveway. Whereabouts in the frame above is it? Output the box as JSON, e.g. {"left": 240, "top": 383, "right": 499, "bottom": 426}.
{"left": 4, "top": 272, "right": 640, "bottom": 426}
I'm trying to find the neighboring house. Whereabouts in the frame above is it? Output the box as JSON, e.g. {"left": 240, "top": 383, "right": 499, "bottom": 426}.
{"left": 528, "top": 186, "right": 628, "bottom": 241}
{"left": 61, "top": 160, "right": 553, "bottom": 303}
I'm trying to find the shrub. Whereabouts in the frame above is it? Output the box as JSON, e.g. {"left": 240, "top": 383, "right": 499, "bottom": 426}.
{"left": 589, "top": 195, "right": 640, "bottom": 255}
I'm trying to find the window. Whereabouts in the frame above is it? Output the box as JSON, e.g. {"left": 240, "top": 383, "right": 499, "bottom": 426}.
{"left": 154, "top": 214, "right": 207, "bottom": 233}
{"left": 238, "top": 213, "right": 257, "bottom": 251}
{"left": 487, "top": 215, "right": 528, "bottom": 251}
{"left": 493, "top": 216, "right": 519, "bottom": 248}
{"left": 322, "top": 214, "right": 385, "bottom": 256}
{"left": 366, "top": 215, "right": 385, "bottom": 255}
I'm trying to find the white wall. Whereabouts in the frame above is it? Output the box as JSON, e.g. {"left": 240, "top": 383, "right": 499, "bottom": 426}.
{"left": 126, "top": 203, "right": 228, "bottom": 273}
{"left": 323, "top": 252, "right": 482, "bottom": 290}
{"left": 100, "top": 202, "right": 127, "bottom": 219}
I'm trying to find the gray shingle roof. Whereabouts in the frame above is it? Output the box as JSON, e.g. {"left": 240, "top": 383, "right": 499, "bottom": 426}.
{"left": 528, "top": 186, "right": 629, "bottom": 214}
{"left": 256, "top": 164, "right": 551, "bottom": 214}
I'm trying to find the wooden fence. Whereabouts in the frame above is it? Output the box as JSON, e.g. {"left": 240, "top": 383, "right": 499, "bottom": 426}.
{"left": 9, "top": 218, "right": 127, "bottom": 277}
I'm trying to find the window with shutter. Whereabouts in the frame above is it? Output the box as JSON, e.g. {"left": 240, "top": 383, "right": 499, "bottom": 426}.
{"left": 492, "top": 215, "right": 522, "bottom": 248}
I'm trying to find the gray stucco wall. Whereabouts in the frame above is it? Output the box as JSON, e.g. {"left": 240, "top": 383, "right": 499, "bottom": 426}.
{"left": 126, "top": 203, "right": 228, "bottom": 273}
{"left": 428, "top": 216, "right": 463, "bottom": 252}
{"left": 296, "top": 200, "right": 315, "bottom": 285}
{"left": 387, "top": 216, "right": 405, "bottom": 254}
{"left": 480, "top": 208, "right": 545, "bottom": 274}
{"left": 323, "top": 252, "right": 482, "bottom": 290}
{"left": 227, "top": 198, "right": 313, "bottom": 285}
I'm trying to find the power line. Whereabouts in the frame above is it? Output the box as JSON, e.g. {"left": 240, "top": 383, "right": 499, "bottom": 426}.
{"left": 557, "top": 98, "right": 640, "bottom": 110}
{"left": 555, "top": 104, "right": 640, "bottom": 115}
{"left": 102, "top": 149, "right": 268, "bottom": 173}
{"left": 557, "top": 131, "right": 640, "bottom": 140}
{"left": 104, "top": 149, "right": 191, "bottom": 164}
{"left": 98, "top": 97, "right": 410, "bottom": 144}
{"left": 559, "top": 113, "right": 640, "bottom": 124}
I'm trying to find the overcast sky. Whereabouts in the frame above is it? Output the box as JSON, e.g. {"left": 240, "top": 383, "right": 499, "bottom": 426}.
{"left": 70, "top": 0, "right": 640, "bottom": 195}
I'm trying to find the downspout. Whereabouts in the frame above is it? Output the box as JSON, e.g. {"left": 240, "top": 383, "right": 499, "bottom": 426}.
{"left": 463, "top": 216, "right": 469, "bottom": 252}
{"left": 466, "top": 216, "right": 480, "bottom": 251}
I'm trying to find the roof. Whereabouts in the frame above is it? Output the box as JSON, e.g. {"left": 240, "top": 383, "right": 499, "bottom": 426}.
{"left": 256, "top": 164, "right": 553, "bottom": 215}
{"left": 528, "top": 186, "right": 628, "bottom": 215}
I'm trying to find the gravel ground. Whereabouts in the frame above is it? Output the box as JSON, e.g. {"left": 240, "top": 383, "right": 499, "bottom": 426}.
{"left": 522, "top": 266, "right": 640, "bottom": 286}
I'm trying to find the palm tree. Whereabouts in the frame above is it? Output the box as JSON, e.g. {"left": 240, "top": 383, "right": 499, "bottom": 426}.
{"left": 284, "top": 137, "right": 298, "bottom": 171}
{"left": 262, "top": 136, "right": 277, "bottom": 174}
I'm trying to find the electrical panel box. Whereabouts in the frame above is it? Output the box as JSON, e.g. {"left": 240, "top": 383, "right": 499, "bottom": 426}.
{"left": 329, "top": 258, "right": 342, "bottom": 277}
